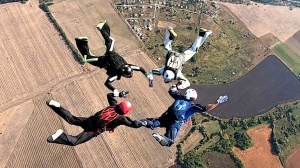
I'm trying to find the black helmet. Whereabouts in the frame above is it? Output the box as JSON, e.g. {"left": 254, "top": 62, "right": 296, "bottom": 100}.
{"left": 121, "top": 65, "right": 133, "bottom": 78}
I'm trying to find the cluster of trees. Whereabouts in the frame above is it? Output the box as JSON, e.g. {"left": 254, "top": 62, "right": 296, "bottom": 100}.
{"left": 0, "top": 0, "right": 27, "bottom": 4}
{"left": 234, "top": 132, "right": 253, "bottom": 150}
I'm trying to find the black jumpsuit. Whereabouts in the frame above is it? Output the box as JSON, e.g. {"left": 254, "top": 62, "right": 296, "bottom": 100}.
{"left": 47, "top": 93, "right": 142, "bottom": 146}
{"left": 75, "top": 22, "right": 148, "bottom": 91}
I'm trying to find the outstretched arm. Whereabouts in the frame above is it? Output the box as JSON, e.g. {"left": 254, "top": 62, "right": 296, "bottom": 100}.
{"left": 104, "top": 76, "right": 119, "bottom": 91}
{"left": 118, "top": 116, "right": 146, "bottom": 128}
{"left": 205, "top": 103, "right": 219, "bottom": 112}
{"left": 202, "top": 95, "right": 229, "bottom": 113}
{"left": 107, "top": 93, "right": 118, "bottom": 106}
{"left": 129, "top": 64, "right": 154, "bottom": 87}
{"left": 129, "top": 64, "right": 147, "bottom": 74}
{"left": 168, "top": 85, "right": 184, "bottom": 99}
{"left": 150, "top": 66, "right": 165, "bottom": 76}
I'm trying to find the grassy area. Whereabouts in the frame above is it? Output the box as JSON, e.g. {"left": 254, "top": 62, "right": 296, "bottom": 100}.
{"left": 272, "top": 43, "right": 300, "bottom": 74}
{"left": 196, "top": 136, "right": 221, "bottom": 153}
{"left": 144, "top": 4, "right": 267, "bottom": 84}
{"left": 202, "top": 121, "right": 221, "bottom": 137}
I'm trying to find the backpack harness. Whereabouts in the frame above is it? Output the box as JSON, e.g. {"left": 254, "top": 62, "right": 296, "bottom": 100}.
{"left": 96, "top": 106, "right": 120, "bottom": 134}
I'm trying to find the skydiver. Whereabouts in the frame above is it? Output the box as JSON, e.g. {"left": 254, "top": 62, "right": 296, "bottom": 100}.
{"left": 150, "top": 27, "right": 212, "bottom": 90}
{"left": 137, "top": 85, "right": 228, "bottom": 147}
{"left": 46, "top": 90, "right": 146, "bottom": 146}
{"left": 75, "top": 20, "right": 153, "bottom": 98}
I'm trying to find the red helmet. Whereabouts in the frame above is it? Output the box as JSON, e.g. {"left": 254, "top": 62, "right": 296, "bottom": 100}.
{"left": 119, "top": 101, "right": 132, "bottom": 114}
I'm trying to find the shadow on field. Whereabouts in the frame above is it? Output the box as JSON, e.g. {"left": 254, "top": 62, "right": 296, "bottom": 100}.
{"left": 191, "top": 55, "right": 300, "bottom": 118}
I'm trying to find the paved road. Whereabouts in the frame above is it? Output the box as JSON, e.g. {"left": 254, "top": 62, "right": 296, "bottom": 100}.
{"left": 191, "top": 55, "right": 300, "bottom": 118}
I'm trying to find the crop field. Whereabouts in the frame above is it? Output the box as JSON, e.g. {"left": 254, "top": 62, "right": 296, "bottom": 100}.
{"left": 259, "top": 33, "right": 280, "bottom": 48}
{"left": 181, "top": 130, "right": 204, "bottom": 155}
{"left": 0, "top": 0, "right": 188, "bottom": 167}
{"left": 233, "top": 125, "right": 282, "bottom": 168}
{"left": 284, "top": 30, "right": 300, "bottom": 60}
{"left": 202, "top": 152, "right": 236, "bottom": 168}
{"left": 221, "top": 2, "right": 300, "bottom": 42}
{"left": 286, "top": 149, "right": 300, "bottom": 168}
{"left": 272, "top": 43, "right": 300, "bottom": 74}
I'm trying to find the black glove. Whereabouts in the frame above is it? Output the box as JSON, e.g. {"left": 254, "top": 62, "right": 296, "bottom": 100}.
{"left": 169, "top": 84, "right": 178, "bottom": 91}
{"left": 119, "top": 90, "right": 129, "bottom": 98}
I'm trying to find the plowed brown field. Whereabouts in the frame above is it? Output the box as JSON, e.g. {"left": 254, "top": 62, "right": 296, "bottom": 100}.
{"left": 221, "top": 2, "right": 300, "bottom": 42}
{"left": 286, "top": 149, "right": 300, "bottom": 168}
{"left": 233, "top": 125, "right": 282, "bottom": 168}
{"left": 0, "top": 0, "right": 189, "bottom": 167}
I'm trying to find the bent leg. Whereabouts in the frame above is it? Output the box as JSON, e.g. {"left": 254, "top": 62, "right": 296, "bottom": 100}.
{"left": 48, "top": 131, "right": 96, "bottom": 146}
{"left": 88, "top": 55, "right": 107, "bottom": 68}
{"left": 163, "top": 122, "right": 181, "bottom": 146}
{"left": 75, "top": 37, "right": 98, "bottom": 62}
{"left": 183, "top": 30, "right": 212, "bottom": 62}
{"left": 163, "top": 26, "right": 177, "bottom": 55}
{"left": 97, "top": 21, "right": 115, "bottom": 53}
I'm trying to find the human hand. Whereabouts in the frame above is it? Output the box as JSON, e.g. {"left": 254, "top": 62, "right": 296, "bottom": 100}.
{"left": 119, "top": 90, "right": 129, "bottom": 98}
{"left": 136, "top": 120, "right": 147, "bottom": 127}
{"left": 217, "top": 95, "right": 228, "bottom": 104}
{"left": 170, "top": 84, "right": 178, "bottom": 91}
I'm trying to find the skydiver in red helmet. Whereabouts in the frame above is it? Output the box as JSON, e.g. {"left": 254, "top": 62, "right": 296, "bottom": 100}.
{"left": 75, "top": 20, "right": 153, "bottom": 98}
{"left": 149, "top": 26, "right": 212, "bottom": 90}
{"left": 46, "top": 90, "right": 146, "bottom": 146}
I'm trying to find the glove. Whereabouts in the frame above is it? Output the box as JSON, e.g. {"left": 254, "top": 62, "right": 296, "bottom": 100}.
{"left": 119, "top": 90, "right": 129, "bottom": 98}
{"left": 136, "top": 120, "right": 147, "bottom": 127}
{"left": 217, "top": 95, "right": 228, "bottom": 104}
{"left": 170, "top": 84, "right": 178, "bottom": 91}
{"left": 146, "top": 73, "right": 154, "bottom": 87}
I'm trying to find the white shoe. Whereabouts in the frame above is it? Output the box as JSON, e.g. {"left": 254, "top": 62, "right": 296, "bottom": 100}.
{"left": 47, "top": 100, "right": 61, "bottom": 108}
{"left": 152, "top": 133, "right": 163, "bottom": 141}
{"left": 97, "top": 20, "right": 107, "bottom": 30}
{"left": 51, "top": 129, "right": 63, "bottom": 141}
{"left": 167, "top": 26, "right": 177, "bottom": 39}
{"left": 199, "top": 28, "right": 212, "bottom": 37}
{"left": 152, "top": 133, "right": 169, "bottom": 146}
{"left": 76, "top": 36, "right": 88, "bottom": 41}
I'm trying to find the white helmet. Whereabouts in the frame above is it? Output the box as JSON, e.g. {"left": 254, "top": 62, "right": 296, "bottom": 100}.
{"left": 185, "top": 89, "right": 197, "bottom": 101}
{"left": 163, "top": 70, "right": 175, "bottom": 83}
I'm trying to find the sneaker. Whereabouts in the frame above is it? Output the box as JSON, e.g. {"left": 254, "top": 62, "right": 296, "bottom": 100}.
{"left": 75, "top": 36, "right": 89, "bottom": 41}
{"left": 97, "top": 20, "right": 107, "bottom": 30}
{"left": 46, "top": 100, "right": 61, "bottom": 108}
{"left": 199, "top": 28, "right": 212, "bottom": 37}
{"left": 167, "top": 26, "right": 177, "bottom": 40}
{"left": 152, "top": 133, "right": 163, "bottom": 142}
{"left": 152, "top": 133, "right": 169, "bottom": 146}
{"left": 47, "top": 129, "right": 63, "bottom": 142}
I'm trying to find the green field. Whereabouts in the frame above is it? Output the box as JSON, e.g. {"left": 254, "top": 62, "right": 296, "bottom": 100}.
{"left": 144, "top": 4, "right": 267, "bottom": 84}
{"left": 272, "top": 43, "right": 300, "bottom": 74}
{"left": 202, "top": 121, "right": 221, "bottom": 137}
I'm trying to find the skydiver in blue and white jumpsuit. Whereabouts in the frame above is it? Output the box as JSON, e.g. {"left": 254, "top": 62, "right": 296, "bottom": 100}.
{"left": 138, "top": 85, "right": 228, "bottom": 147}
